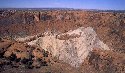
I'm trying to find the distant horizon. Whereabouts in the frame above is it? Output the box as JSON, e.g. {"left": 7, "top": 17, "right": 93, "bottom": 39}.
{"left": 0, "top": 7, "right": 125, "bottom": 11}
{"left": 0, "top": 0, "right": 125, "bottom": 10}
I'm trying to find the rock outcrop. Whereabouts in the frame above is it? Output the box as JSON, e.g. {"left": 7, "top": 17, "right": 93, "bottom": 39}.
{"left": 16, "top": 27, "right": 109, "bottom": 67}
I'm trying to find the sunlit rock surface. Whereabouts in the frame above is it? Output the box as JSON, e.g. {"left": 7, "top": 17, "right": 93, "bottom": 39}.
{"left": 16, "top": 27, "right": 109, "bottom": 67}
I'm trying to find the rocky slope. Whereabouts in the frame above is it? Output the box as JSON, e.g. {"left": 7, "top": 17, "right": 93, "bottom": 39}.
{"left": 0, "top": 9, "right": 125, "bottom": 73}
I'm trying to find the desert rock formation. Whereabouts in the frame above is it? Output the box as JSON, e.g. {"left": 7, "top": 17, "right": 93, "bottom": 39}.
{"left": 15, "top": 27, "right": 109, "bottom": 67}
{"left": 0, "top": 9, "right": 125, "bottom": 73}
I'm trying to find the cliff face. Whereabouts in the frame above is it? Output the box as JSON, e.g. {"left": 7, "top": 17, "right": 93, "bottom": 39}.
{"left": 0, "top": 10, "right": 125, "bottom": 36}
{"left": 0, "top": 10, "right": 125, "bottom": 73}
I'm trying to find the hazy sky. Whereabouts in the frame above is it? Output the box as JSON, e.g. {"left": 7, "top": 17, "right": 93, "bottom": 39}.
{"left": 0, "top": 0, "right": 125, "bottom": 10}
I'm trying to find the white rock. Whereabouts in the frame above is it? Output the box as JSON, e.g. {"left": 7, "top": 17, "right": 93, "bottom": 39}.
{"left": 15, "top": 27, "right": 109, "bottom": 67}
{"left": 37, "top": 27, "right": 109, "bottom": 67}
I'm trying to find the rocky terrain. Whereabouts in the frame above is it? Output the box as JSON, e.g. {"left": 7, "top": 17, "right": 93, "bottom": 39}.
{"left": 0, "top": 9, "right": 125, "bottom": 73}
